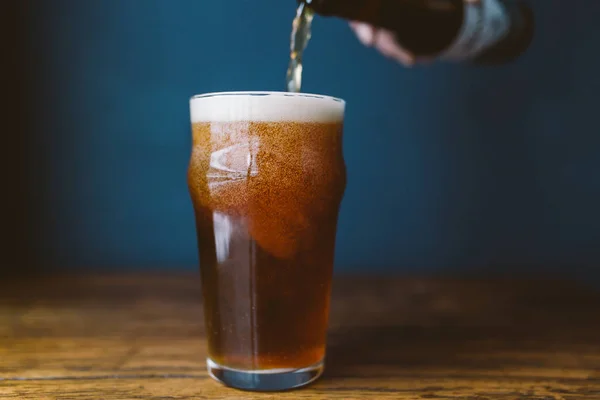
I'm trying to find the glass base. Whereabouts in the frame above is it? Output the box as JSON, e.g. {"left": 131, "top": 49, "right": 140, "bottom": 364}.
{"left": 207, "top": 358, "right": 324, "bottom": 391}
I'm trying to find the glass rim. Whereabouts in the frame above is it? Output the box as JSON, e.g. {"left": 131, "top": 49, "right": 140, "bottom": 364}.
{"left": 190, "top": 91, "right": 345, "bottom": 105}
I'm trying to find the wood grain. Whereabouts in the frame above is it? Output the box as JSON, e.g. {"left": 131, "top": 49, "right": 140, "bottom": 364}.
{"left": 1, "top": 274, "right": 600, "bottom": 399}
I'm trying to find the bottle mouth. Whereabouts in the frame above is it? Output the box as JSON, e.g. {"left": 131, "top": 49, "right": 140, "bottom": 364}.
{"left": 303, "top": 0, "right": 386, "bottom": 19}
{"left": 299, "top": 0, "right": 336, "bottom": 16}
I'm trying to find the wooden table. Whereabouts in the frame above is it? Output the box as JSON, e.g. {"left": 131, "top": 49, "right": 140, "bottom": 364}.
{"left": 1, "top": 274, "right": 599, "bottom": 399}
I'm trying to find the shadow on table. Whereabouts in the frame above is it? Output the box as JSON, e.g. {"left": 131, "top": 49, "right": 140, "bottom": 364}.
{"left": 323, "top": 323, "right": 600, "bottom": 381}
{"left": 322, "top": 277, "right": 600, "bottom": 382}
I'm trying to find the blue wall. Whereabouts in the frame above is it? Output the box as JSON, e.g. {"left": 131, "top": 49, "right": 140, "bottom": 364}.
{"left": 28, "top": 1, "right": 600, "bottom": 277}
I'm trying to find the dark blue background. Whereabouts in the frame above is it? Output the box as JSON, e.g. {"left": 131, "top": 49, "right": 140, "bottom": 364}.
{"left": 26, "top": 1, "right": 600, "bottom": 277}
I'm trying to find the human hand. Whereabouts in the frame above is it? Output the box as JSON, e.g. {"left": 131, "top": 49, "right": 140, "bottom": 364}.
{"left": 349, "top": 0, "right": 481, "bottom": 66}
{"left": 349, "top": 22, "right": 417, "bottom": 66}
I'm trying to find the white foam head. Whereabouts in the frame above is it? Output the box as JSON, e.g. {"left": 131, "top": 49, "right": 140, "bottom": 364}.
{"left": 190, "top": 91, "right": 345, "bottom": 123}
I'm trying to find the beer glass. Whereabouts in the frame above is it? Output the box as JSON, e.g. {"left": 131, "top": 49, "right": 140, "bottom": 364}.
{"left": 188, "top": 92, "right": 346, "bottom": 391}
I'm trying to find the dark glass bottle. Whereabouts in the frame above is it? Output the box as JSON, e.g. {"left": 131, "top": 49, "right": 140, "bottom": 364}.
{"left": 301, "top": 0, "right": 534, "bottom": 65}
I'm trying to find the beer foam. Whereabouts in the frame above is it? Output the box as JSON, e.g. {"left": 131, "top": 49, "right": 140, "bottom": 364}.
{"left": 190, "top": 92, "right": 345, "bottom": 123}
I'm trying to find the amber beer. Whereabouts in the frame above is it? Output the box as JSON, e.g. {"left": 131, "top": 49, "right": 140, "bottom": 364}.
{"left": 188, "top": 92, "right": 346, "bottom": 391}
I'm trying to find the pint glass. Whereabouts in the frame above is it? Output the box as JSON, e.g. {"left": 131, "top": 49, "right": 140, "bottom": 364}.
{"left": 188, "top": 92, "right": 346, "bottom": 391}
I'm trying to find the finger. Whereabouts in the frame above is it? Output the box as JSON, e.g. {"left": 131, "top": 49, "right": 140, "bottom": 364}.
{"left": 349, "top": 22, "right": 376, "bottom": 47}
{"left": 372, "top": 29, "right": 415, "bottom": 66}
{"left": 350, "top": 22, "right": 416, "bottom": 66}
